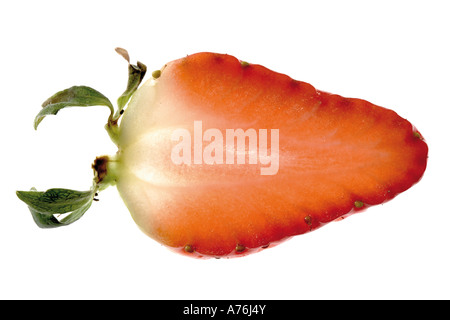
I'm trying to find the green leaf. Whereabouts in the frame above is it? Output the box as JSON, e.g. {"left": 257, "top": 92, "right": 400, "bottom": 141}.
{"left": 58, "top": 200, "right": 93, "bottom": 225}
{"left": 34, "top": 86, "right": 114, "bottom": 129}
{"left": 16, "top": 188, "right": 93, "bottom": 214}
{"left": 28, "top": 206, "right": 62, "bottom": 228}
{"left": 117, "top": 62, "right": 147, "bottom": 111}
{"left": 16, "top": 188, "right": 95, "bottom": 228}
{"left": 115, "top": 47, "right": 147, "bottom": 112}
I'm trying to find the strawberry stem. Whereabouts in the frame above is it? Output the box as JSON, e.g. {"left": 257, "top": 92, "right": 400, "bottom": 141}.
{"left": 92, "top": 155, "right": 119, "bottom": 191}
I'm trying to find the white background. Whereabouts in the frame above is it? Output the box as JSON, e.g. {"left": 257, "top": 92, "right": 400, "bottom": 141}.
{"left": 1, "top": 0, "right": 449, "bottom": 300}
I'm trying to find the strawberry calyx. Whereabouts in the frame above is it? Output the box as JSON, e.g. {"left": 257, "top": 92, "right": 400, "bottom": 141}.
{"left": 16, "top": 48, "right": 146, "bottom": 228}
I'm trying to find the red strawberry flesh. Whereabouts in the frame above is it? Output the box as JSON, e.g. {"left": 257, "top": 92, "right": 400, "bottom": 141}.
{"left": 116, "top": 53, "right": 428, "bottom": 258}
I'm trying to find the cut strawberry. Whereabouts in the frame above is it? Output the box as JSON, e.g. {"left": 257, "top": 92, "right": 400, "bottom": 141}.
{"left": 17, "top": 50, "right": 427, "bottom": 258}
{"left": 116, "top": 52, "right": 428, "bottom": 258}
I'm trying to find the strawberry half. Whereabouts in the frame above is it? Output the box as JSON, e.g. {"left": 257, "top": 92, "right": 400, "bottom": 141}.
{"left": 115, "top": 52, "right": 428, "bottom": 258}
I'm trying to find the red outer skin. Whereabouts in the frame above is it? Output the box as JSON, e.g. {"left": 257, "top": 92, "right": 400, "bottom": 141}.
{"left": 121, "top": 53, "right": 428, "bottom": 258}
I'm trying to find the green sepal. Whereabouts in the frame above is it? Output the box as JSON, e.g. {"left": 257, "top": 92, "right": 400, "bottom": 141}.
{"left": 27, "top": 206, "right": 62, "bottom": 228}
{"left": 16, "top": 187, "right": 95, "bottom": 228}
{"left": 34, "top": 86, "right": 114, "bottom": 130}
{"left": 115, "top": 48, "right": 147, "bottom": 114}
{"left": 116, "top": 61, "right": 147, "bottom": 111}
